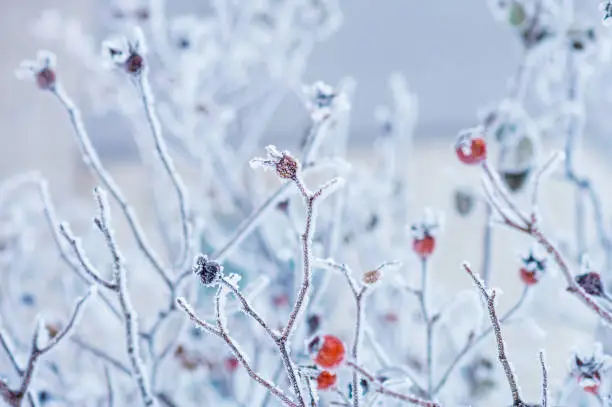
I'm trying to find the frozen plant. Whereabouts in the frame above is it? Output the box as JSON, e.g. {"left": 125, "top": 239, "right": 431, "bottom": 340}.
{"left": 3, "top": 0, "right": 612, "bottom": 406}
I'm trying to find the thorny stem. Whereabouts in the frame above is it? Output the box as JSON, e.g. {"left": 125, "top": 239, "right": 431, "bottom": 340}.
{"left": 51, "top": 84, "right": 173, "bottom": 290}
{"left": 346, "top": 362, "right": 440, "bottom": 407}
{"left": 93, "top": 188, "right": 156, "bottom": 407}
{"left": 539, "top": 351, "right": 548, "bottom": 407}
{"left": 432, "top": 286, "right": 530, "bottom": 396}
{"left": 0, "top": 288, "right": 93, "bottom": 407}
{"left": 136, "top": 74, "right": 191, "bottom": 269}
{"left": 463, "top": 263, "right": 522, "bottom": 406}
{"left": 280, "top": 176, "right": 316, "bottom": 343}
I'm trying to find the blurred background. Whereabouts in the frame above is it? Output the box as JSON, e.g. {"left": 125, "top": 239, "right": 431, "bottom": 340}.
{"left": 2, "top": 0, "right": 612, "bottom": 405}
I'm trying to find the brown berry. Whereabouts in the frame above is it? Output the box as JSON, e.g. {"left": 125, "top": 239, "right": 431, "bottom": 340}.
{"left": 125, "top": 54, "right": 145, "bottom": 75}
{"left": 362, "top": 269, "right": 381, "bottom": 285}
{"left": 36, "top": 68, "right": 56, "bottom": 90}
{"left": 276, "top": 154, "right": 299, "bottom": 179}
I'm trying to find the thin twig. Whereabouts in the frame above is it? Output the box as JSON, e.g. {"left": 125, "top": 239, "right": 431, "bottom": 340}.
{"left": 93, "top": 187, "right": 156, "bottom": 406}
{"left": 71, "top": 337, "right": 131, "bottom": 376}
{"left": 58, "top": 223, "right": 117, "bottom": 290}
{"left": 463, "top": 263, "right": 522, "bottom": 405}
{"left": 418, "top": 259, "right": 434, "bottom": 397}
{"left": 51, "top": 84, "right": 172, "bottom": 289}
{"left": 433, "top": 285, "right": 529, "bottom": 396}
{"left": 104, "top": 365, "right": 114, "bottom": 407}
{"left": 136, "top": 74, "right": 191, "bottom": 269}
{"left": 346, "top": 362, "right": 440, "bottom": 407}
{"left": 482, "top": 157, "right": 612, "bottom": 325}
{"left": 539, "top": 351, "right": 548, "bottom": 407}
{"left": 0, "top": 288, "right": 94, "bottom": 407}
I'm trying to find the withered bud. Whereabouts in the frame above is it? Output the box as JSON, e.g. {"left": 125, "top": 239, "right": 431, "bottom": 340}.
{"left": 276, "top": 154, "right": 299, "bottom": 180}
{"left": 575, "top": 272, "right": 605, "bottom": 297}
{"left": 193, "top": 254, "right": 223, "bottom": 286}
{"left": 36, "top": 68, "right": 56, "bottom": 90}
{"left": 45, "top": 323, "right": 60, "bottom": 339}
{"left": 307, "top": 314, "right": 321, "bottom": 336}
{"left": 276, "top": 199, "right": 290, "bottom": 213}
{"left": 125, "top": 53, "right": 145, "bottom": 75}
{"left": 362, "top": 269, "right": 382, "bottom": 285}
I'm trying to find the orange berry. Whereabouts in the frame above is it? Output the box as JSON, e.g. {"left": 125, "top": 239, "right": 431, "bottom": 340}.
{"left": 316, "top": 370, "right": 337, "bottom": 390}
{"left": 413, "top": 236, "right": 436, "bottom": 259}
{"left": 313, "top": 335, "right": 345, "bottom": 369}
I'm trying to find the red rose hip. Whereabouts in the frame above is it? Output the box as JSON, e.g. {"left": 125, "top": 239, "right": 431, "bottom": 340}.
{"left": 413, "top": 236, "right": 436, "bottom": 259}
{"left": 316, "top": 370, "right": 337, "bottom": 390}
{"left": 519, "top": 268, "right": 538, "bottom": 285}
{"left": 311, "top": 335, "right": 345, "bottom": 369}
{"left": 456, "top": 136, "right": 487, "bottom": 165}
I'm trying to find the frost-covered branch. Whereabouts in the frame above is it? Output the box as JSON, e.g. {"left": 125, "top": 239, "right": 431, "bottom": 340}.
{"left": 481, "top": 156, "right": 612, "bottom": 325}
{"left": 463, "top": 262, "right": 522, "bottom": 406}
{"left": 346, "top": 361, "right": 440, "bottom": 407}
{"left": 0, "top": 287, "right": 94, "bottom": 407}
{"left": 136, "top": 72, "right": 191, "bottom": 269}
{"left": 539, "top": 351, "right": 548, "bottom": 407}
{"left": 50, "top": 83, "right": 172, "bottom": 289}
{"left": 92, "top": 187, "right": 156, "bottom": 406}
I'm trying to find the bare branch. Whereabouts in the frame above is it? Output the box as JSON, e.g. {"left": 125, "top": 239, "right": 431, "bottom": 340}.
{"left": 136, "top": 74, "right": 191, "bottom": 269}
{"left": 93, "top": 187, "right": 156, "bottom": 406}
{"left": 539, "top": 351, "right": 548, "bottom": 407}
{"left": 463, "top": 262, "right": 522, "bottom": 405}
{"left": 51, "top": 84, "right": 172, "bottom": 289}
{"left": 346, "top": 361, "right": 440, "bottom": 407}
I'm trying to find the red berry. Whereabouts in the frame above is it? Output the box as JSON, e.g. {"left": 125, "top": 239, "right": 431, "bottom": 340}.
{"left": 225, "top": 356, "right": 239, "bottom": 372}
{"left": 125, "top": 53, "right": 145, "bottom": 74}
{"left": 316, "top": 370, "right": 337, "bottom": 390}
{"left": 313, "top": 335, "right": 345, "bottom": 369}
{"left": 413, "top": 236, "right": 436, "bottom": 259}
{"left": 383, "top": 312, "right": 398, "bottom": 323}
{"left": 456, "top": 137, "right": 487, "bottom": 165}
{"left": 520, "top": 268, "right": 539, "bottom": 285}
{"left": 578, "top": 372, "right": 601, "bottom": 394}
{"left": 272, "top": 294, "right": 289, "bottom": 307}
